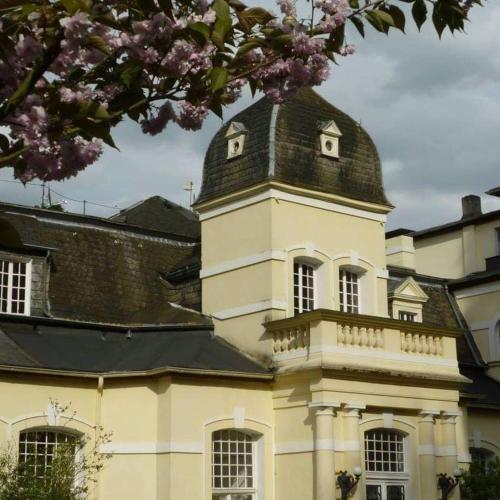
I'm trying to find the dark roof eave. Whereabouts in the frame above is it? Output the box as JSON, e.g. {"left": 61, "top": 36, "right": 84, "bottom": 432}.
{"left": 413, "top": 209, "right": 500, "bottom": 240}
{"left": 0, "top": 313, "right": 213, "bottom": 331}
{"left": 448, "top": 270, "right": 500, "bottom": 290}
{"left": 0, "top": 363, "right": 273, "bottom": 380}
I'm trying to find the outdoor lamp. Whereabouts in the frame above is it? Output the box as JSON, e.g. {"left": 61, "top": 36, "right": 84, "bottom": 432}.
{"left": 437, "top": 469, "right": 463, "bottom": 500}
{"left": 337, "top": 467, "right": 362, "bottom": 500}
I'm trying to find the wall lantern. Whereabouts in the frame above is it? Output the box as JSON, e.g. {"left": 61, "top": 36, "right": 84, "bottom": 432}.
{"left": 337, "top": 466, "right": 362, "bottom": 500}
{"left": 437, "top": 469, "right": 462, "bottom": 500}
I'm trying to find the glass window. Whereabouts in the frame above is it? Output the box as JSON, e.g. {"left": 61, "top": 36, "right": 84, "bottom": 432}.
{"left": 212, "top": 430, "right": 256, "bottom": 500}
{"left": 18, "top": 430, "right": 78, "bottom": 480}
{"left": 398, "top": 311, "right": 416, "bottom": 322}
{"left": 365, "top": 429, "right": 405, "bottom": 473}
{"left": 470, "top": 447, "right": 495, "bottom": 473}
{"left": 339, "top": 269, "right": 359, "bottom": 314}
{"left": 0, "top": 259, "right": 30, "bottom": 315}
{"left": 293, "top": 262, "right": 315, "bottom": 315}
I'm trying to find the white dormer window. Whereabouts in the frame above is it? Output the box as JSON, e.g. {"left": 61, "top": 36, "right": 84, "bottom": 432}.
{"left": 318, "top": 120, "right": 342, "bottom": 158}
{"left": 389, "top": 277, "right": 429, "bottom": 323}
{"left": 225, "top": 122, "right": 247, "bottom": 159}
{"left": 0, "top": 258, "right": 31, "bottom": 315}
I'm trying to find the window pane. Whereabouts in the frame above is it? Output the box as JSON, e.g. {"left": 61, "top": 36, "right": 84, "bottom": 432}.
{"left": 294, "top": 263, "right": 315, "bottom": 315}
{"left": 339, "top": 270, "right": 359, "bottom": 314}
{"left": 364, "top": 429, "right": 405, "bottom": 473}
{"left": 366, "top": 485, "right": 382, "bottom": 500}
{"left": 387, "top": 485, "right": 405, "bottom": 500}
{"left": 212, "top": 430, "right": 254, "bottom": 492}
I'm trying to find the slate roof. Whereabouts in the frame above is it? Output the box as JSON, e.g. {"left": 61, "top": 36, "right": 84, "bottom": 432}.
{"left": 0, "top": 202, "right": 204, "bottom": 325}
{"left": 110, "top": 196, "right": 200, "bottom": 239}
{"left": 198, "top": 87, "right": 390, "bottom": 207}
{"left": 0, "top": 317, "right": 268, "bottom": 376}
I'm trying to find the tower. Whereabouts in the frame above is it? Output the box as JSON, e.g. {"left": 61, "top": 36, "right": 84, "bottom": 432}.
{"left": 194, "top": 88, "right": 393, "bottom": 362}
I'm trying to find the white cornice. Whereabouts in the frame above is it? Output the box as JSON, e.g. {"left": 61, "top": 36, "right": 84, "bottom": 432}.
{"left": 198, "top": 188, "right": 388, "bottom": 223}
{"left": 212, "top": 300, "right": 288, "bottom": 320}
{"left": 453, "top": 281, "right": 500, "bottom": 299}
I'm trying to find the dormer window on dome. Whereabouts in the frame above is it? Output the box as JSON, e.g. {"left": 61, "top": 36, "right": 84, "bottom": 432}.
{"left": 225, "top": 122, "right": 247, "bottom": 160}
{"left": 318, "top": 120, "right": 342, "bottom": 158}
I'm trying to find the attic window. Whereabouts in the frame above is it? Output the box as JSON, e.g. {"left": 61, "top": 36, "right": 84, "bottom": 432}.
{"left": 0, "top": 258, "right": 31, "bottom": 316}
{"left": 318, "top": 120, "right": 342, "bottom": 158}
{"left": 225, "top": 122, "right": 247, "bottom": 160}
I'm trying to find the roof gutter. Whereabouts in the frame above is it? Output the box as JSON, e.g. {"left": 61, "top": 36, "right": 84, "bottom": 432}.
{"left": 0, "top": 364, "right": 273, "bottom": 381}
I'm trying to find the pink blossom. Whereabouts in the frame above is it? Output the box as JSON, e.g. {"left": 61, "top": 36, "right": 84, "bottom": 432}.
{"left": 60, "top": 12, "right": 91, "bottom": 38}
{"left": 141, "top": 102, "right": 175, "bottom": 135}
{"left": 176, "top": 101, "right": 209, "bottom": 131}
{"left": 277, "top": 0, "right": 294, "bottom": 17}
{"left": 293, "top": 33, "right": 325, "bottom": 55}
{"left": 162, "top": 40, "right": 213, "bottom": 77}
{"left": 339, "top": 44, "right": 356, "bottom": 56}
{"left": 15, "top": 35, "right": 42, "bottom": 64}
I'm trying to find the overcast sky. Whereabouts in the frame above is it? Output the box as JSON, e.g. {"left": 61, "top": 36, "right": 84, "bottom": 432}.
{"left": 1, "top": 2, "right": 499, "bottom": 229}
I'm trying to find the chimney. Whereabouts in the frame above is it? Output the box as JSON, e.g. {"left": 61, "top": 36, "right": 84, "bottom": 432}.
{"left": 461, "top": 195, "right": 482, "bottom": 219}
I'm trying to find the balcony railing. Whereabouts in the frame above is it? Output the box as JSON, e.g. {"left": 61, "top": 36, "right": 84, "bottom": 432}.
{"left": 266, "top": 309, "right": 463, "bottom": 374}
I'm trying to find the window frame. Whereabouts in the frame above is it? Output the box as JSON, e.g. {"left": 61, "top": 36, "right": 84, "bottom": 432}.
{"left": 211, "top": 429, "right": 257, "bottom": 500}
{"left": 293, "top": 261, "right": 316, "bottom": 315}
{"left": 398, "top": 311, "right": 417, "bottom": 322}
{"left": 17, "top": 428, "right": 81, "bottom": 482}
{"left": 0, "top": 257, "right": 31, "bottom": 316}
{"left": 339, "top": 268, "right": 360, "bottom": 314}
{"left": 364, "top": 429, "right": 410, "bottom": 500}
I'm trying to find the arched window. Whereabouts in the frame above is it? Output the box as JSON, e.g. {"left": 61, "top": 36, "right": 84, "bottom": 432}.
{"left": 212, "top": 429, "right": 256, "bottom": 499}
{"left": 364, "top": 429, "right": 408, "bottom": 500}
{"left": 18, "top": 429, "right": 79, "bottom": 480}
{"left": 470, "top": 447, "right": 495, "bottom": 473}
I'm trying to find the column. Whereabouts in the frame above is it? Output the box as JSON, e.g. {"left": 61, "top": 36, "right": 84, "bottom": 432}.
{"left": 440, "top": 412, "right": 461, "bottom": 500}
{"left": 310, "top": 402, "right": 338, "bottom": 500}
{"left": 342, "top": 404, "right": 364, "bottom": 500}
{"left": 418, "top": 410, "right": 439, "bottom": 500}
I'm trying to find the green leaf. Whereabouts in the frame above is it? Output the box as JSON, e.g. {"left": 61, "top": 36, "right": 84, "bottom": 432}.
{"left": 210, "top": 67, "right": 228, "bottom": 92}
{"left": 120, "top": 62, "right": 142, "bottom": 88}
{"left": 77, "top": 120, "right": 118, "bottom": 149}
{"left": 236, "top": 39, "right": 264, "bottom": 56}
{"left": 350, "top": 16, "right": 365, "bottom": 37}
{"left": 212, "top": 0, "right": 232, "bottom": 48}
{"left": 87, "top": 35, "right": 110, "bottom": 55}
{"left": 412, "top": 0, "right": 427, "bottom": 31}
{"left": 189, "top": 21, "right": 211, "bottom": 41}
{"left": 227, "top": 0, "right": 247, "bottom": 12}
{"left": 237, "top": 7, "right": 274, "bottom": 31}
{"left": 432, "top": 3, "right": 447, "bottom": 37}
{"left": 0, "top": 0, "right": 32, "bottom": 10}
{"left": 365, "top": 10, "right": 389, "bottom": 33}
{"left": 388, "top": 5, "right": 406, "bottom": 32}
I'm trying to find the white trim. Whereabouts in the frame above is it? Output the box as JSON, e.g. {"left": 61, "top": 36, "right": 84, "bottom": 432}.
{"left": 274, "top": 439, "right": 361, "bottom": 455}
{"left": 268, "top": 105, "right": 279, "bottom": 176}
{"left": 198, "top": 188, "right": 387, "bottom": 223}
{"left": 457, "top": 452, "right": 472, "bottom": 463}
{"left": 376, "top": 268, "right": 390, "bottom": 279}
{"left": 7, "top": 412, "right": 95, "bottom": 429}
{"left": 385, "top": 245, "right": 415, "bottom": 256}
{"left": 273, "top": 344, "right": 458, "bottom": 367}
{"left": 383, "top": 413, "right": 393, "bottom": 429}
{"left": 418, "top": 445, "right": 435, "bottom": 455}
{"left": 212, "top": 300, "right": 287, "bottom": 320}
{"left": 100, "top": 441, "right": 203, "bottom": 455}
{"left": 360, "top": 416, "right": 417, "bottom": 431}
{"left": 234, "top": 407, "right": 245, "bottom": 429}
{"left": 308, "top": 401, "right": 341, "bottom": 409}
{"left": 201, "top": 251, "right": 286, "bottom": 279}
{"left": 435, "top": 445, "right": 457, "bottom": 457}
{"left": 454, "top": 281, "right": 500, "bottom": 299}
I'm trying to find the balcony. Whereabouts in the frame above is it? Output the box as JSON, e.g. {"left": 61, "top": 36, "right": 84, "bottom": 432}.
{"left": 266, "top": 309, "right": 465, "bottom": 381}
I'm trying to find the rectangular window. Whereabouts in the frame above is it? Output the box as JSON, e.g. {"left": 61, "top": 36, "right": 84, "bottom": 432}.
{"left": 398, "top": 311, "right": 416, "bottom": 322}
{"left": 212, "top": 430, "right": 255, "bottom": 500}
{"left": 293, "top": 262, "right": 315, "bottom": 315}
{"left": 365, "top": 430, "right": 405, "bottom": 473}
{"left": 0, "top": 259, "right": 30, "bottom": 315}
{"left": 339, "top": 270, "right": 359, "bottom": 314}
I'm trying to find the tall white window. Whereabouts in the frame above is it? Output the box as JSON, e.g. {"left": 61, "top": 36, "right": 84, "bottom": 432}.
{"left": 294, "top": 262, "right": 315, "bottom": 315}
{"left": 365, "top": 429, "right": 407, "bottom": 500}
{"left": 0, "top": 259, "right": 30, "bottom": 315}
{"left": 212, "top": 430, "right": 256, "bottom": 500}
{"left": 18, "top": 430, "right": 78, "bottom": 480}
{"left": 339, "top": 270, "right": 359, "bottom": 314}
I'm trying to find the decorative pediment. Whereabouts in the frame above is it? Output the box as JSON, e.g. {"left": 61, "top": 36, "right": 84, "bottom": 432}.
{"left": 318, "top": 120, "right": 342, "bottom": 158}
{"left": 225, "top": 122, "right": 247, "bottom": 159}
{"left": 390, "top": 277, "right": 429, "bottom": 303}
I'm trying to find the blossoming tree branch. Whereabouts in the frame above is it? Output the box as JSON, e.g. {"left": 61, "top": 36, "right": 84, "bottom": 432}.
{"left": 0, "top": 0, "right": 477, "bottom": 181}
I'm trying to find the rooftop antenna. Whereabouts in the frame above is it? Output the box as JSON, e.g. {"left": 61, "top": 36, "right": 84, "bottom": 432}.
{"left": 184, "top": 181, "right": 195, "bottom": 206}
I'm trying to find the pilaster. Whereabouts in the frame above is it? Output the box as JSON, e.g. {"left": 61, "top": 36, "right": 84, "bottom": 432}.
{"left": 418, "top": 410, "right": 439, "bottom": 500}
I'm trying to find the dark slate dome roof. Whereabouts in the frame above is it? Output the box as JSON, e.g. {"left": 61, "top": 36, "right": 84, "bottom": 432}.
{"left": 198, "top": 87, "right": 390, "bottom": 206}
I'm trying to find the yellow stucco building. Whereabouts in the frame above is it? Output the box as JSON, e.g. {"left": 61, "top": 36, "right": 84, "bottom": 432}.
{"left": 0, "top": 88, "right": 499, "bottom": 499}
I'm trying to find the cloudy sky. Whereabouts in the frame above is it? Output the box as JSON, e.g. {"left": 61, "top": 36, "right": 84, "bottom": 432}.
{"left": 1, "top": 2, "right": 499, "bottom": 229}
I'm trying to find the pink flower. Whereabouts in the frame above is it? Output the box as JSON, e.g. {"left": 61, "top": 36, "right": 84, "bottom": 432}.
{"left": 277, "top": 0, "right": 294, "bottom": 17}
{"left": 141, "top": 103, "right": 175, "bottom": 135}
{"left": 15, "top": 35, "right": 42, "bottom": 64}
{"left": 176, "top": 101, "right": 209, "bottom": 131}
{"left": 340, "top": 44, "right": 356, "bottom": 56}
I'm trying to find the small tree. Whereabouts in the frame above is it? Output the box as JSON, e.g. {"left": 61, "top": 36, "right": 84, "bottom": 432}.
{"left": 461, "top": 457, "right": 500, "bottom": 500}
{"left": 0, "top": 401, "right": 111, "bottom": 500}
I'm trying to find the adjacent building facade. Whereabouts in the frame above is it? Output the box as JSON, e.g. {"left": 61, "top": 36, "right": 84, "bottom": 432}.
{"left": 0, "top": 88, "right": 498, "bottom": 499}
